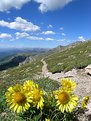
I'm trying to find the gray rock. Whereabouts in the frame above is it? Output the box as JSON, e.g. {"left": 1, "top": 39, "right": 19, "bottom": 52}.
{"left": 85, "top": 64, "right": 91, "bottom": 75}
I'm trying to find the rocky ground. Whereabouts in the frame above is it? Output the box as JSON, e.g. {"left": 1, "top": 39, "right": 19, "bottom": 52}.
{"left": 40, "top": 59, "right": 91, "bottom": 121}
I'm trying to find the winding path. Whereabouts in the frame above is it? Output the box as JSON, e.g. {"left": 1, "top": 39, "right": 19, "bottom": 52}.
{"left": 41, "top": 59, "right": 49, "bottom": 74}
{"left": 41, "top": 59, "right": 91, "bottom": 98}
{"left": 41, "top": 59, "right": 77, "bottom": 81}
{"left": 40, "top": 59, "right": 91, "bottom": 118}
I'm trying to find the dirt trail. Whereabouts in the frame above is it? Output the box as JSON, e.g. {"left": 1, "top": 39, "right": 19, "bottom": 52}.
{"left": 41, "top": 59, "right": 49, "bottom": 74}
{"left": 41, "top": 59, "right": 91, "bottom": 95}
{"left": 41, "top": 59, "right": 77, "bottom": 81}
{"left": 40, "top": 59, "right": 91, "bottom": 118}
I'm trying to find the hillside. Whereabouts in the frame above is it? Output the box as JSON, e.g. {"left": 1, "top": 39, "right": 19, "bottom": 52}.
{"left": 44, "top": 40, "right": 91, "bottom": 73}
{"left": 0, "top": 40, "right": 91, "bottom": 86}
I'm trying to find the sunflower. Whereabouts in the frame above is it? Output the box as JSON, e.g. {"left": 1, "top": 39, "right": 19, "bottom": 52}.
{"left": 30, "top": 87, "right": 44, "bottom": 109}
{"left": 61, "top": 78, "right": 77, "bottom": 92}
{"left": 82, "top": 96, "right": 90, "bottom": 109}
{"left": 5, "top": 84, "right": 32, "bottom": 113}
{"left": 54, "top": 88, "right": 78, "bottom": 113}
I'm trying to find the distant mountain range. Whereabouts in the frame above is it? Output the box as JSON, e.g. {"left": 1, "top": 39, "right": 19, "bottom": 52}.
{"left": 0, "top": 48, "right": 49, "bottom": 71}
{"left": 0, "top": 48, "right": 49, "bottom": 60}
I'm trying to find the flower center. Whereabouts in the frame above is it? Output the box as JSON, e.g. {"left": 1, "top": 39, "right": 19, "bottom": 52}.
{"left": 33, "top": 89, "right": 41, "bottom": 101}
{"left": 14, "top": 92, "right": 26, "bottom": 104}
{"left": 58, "top": 92, "right": 69, "bottom": 104}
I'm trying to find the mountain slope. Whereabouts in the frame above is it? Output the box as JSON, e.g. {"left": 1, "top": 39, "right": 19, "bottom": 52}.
{"left": 44, "top": 40, "right": 91, "bottom": 73}
{"left": 0, "top": 40, "right": 91, "bottom": 81}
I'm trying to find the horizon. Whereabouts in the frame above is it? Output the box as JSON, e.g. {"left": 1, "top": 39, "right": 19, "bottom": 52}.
{"left": 0, "top": 40, "right": 91, "bottom": 50}
{"left": 0, "top": 39, "right": 90, "bottom": 49}
{"left": 0, "top": 0, "right": 91, "bottom": 48}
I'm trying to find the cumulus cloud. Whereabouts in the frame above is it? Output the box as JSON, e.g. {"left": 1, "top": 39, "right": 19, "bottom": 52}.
{"left": 42, "top": 31, "right": 55, "bottom": 35}
{"left": 45, "top": 38, "right": 54, "bottom": 41}
{"left": 27, "top": 36, "right": 43, "bottom": 40}
{"left": 15, "top": 32, "right": 43, "bottom": 40}
{"left": 61, "top": 32, "right": 66, "bottom": 36}
{"left": 0, "top": 0, "right": 73, "bottom": 13}
{"left": 34, "top": 0, "right": 73, "bottom": 13}
{"left": 78, "top": 36, "right": 86, "bottom": 42}
{"left": 0, "top": 17, "right": 40, "bottom": 32}
{"left": 28, "top": 36, "right": 54, "bottom": 41}
{"left": 0, "top": 33, "right": 12, "bottom": 39}
{"left": 15, "top": 32, "right": 29, "bottom": 39}
{"left": 0, "top": 0, "right": 31, "bottom": 12}
{"left": 48, "top": 24, "right": 53, "bottom": 28}
{"left": 15, "top": 32, "right": 55, "bottom": 41}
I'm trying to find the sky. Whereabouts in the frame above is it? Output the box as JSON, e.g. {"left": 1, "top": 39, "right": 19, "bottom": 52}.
{"left": 0, "top": 0, "right": 91, "bottom": 48}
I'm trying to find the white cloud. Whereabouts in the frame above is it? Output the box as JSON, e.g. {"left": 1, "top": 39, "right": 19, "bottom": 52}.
{"left": 34, "top": 0, "right": 73, "bottom": 13}
{"left": 61, "top": 32, "right": 66, "bottom": 36}
{"left": 0, "top": 33, "right": 12, "bottom": 39}
{"left": 78, "top": 36, "right": 86, "bottom": 42}
{"left": 15, "top": 32, "right": 43, "bottom": 40}
{"left": 15, "top": 32, "right": 56, "bottom": 41}
{"left": 27, "top": 36, "right": 43, "bottom": 40}
{"left": 0, "top": 17, "right": 40, "bottom": 32}
{"left": 0, "top": 0, "right": 31, "bottom": 12}
{"left": 0, "top": 0, "right": 73, "bottom": 13}
{"left": 60, "top": 27, "right": 64, "bottom": 30}
{"left": 15, "top": 32, "right": 29, "bottom": 39}
{"left": 45, "top": 38, "right": 54, "bottom": 41}
{"left": 42, "top": 31, "right": 55, "bottom": 35}
{"left": 48, "top": 24, "right": 53, "bottom": 28}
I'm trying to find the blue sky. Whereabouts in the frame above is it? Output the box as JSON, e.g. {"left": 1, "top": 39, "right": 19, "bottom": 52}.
{"left": 0, "top": 0, "right": 91, "bottom": 48}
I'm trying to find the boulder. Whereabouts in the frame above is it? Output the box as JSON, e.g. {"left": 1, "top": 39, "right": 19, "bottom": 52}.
{"left": 85, "top": 64, "right": 91, "bottom": 75}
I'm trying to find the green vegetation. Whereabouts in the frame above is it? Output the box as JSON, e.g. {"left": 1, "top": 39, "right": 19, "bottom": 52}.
{"left": 0, "top": 56, "right": 59, "bottom": 121}
{"left": 0, "top": 78, "right": 87, "bottom": 121}
{"left": 45, "top": 41, "right": 91, "bottom": 73}
{"left": 0, "top": 40, "right": 91, "bottom": 120}
{"left": 0, "top": 60, "right": 42, "bottom": 83}
{"left": 0, "top": 78, "right": 59, "bottom": 121}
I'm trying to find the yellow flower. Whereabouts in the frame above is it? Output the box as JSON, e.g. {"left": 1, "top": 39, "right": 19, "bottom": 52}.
{"left": 82, "top": 96, "right": 90, "bottom": 109}
{"left": 54, "top": 88, "right": 78, "bottom": 113}
{"left": 5, "top": 84, "right": 32, "bottom": 113}
{"left": 23, "top": 80, "right": 44, "bottom": 109}
{"left": 31, "top": 87, "right": 44, "bottom": 109}
{"left": 23, "top": 80, "right": 36, "bottom": 92}
{"left": 45, "top": 118, "right": 50, "bottom": 121}
{"left": 61, "top": 78, "right": 77, "bottom": 92}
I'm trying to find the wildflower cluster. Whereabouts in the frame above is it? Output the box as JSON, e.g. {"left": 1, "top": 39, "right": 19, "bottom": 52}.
{"left": 5, "top": 78, "right": 90, "bottom": 120}
{"left": 5, "top": 80, "right": 44, "bottom": 113}
{"left": 54, "top": 78, "right": 78, "bottom": 113}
